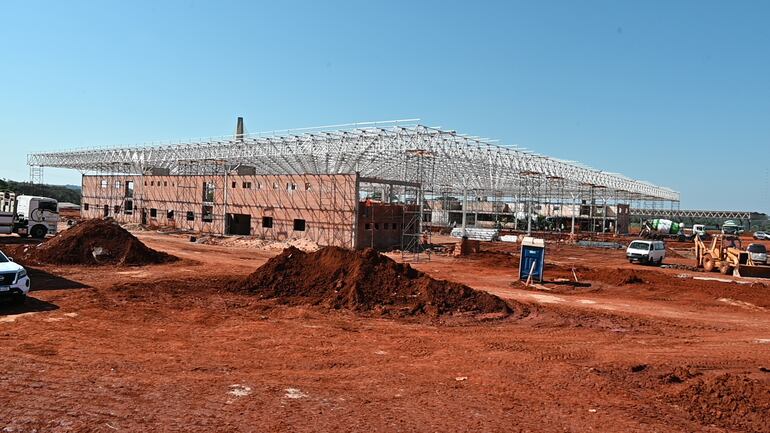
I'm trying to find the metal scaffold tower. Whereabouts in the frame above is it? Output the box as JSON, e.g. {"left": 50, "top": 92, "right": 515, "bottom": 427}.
{"left": 401, "top": 149, "right": 435, "bottom": 261}
{"left": 29, "top": 165, "right": 44, "bottom": 185}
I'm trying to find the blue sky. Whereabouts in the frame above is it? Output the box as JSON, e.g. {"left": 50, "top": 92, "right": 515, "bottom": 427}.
{"left": 1, "top": 1, "right": 768, "bottom": 212}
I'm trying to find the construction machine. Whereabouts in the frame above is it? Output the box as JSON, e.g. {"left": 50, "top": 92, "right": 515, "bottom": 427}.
{"left": 640, "top": 218, "right": 686, "bottom": 241}
{"left": 694, "top": 234, "right": 770, "bottom": 278}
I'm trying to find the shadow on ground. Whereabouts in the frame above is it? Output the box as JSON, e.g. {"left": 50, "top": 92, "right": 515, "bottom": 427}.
{"left": 0, "top": 296, "right": 59, "bottom": 316}
{"left": 0, "top": 235, "right": 45, "bottom": 246}
{"left": 26, "top": 267, "right": 89, "bottom": 292}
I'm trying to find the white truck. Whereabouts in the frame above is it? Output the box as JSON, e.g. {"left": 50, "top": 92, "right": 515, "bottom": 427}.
{"left": 684, "top": 224, "right": 708, "bottom": 240}
{"left": 0, "top": 192, "right": 59, "bottom": 239}
{"left": 640, "top": 218, "right": 686, "bottom": 241}
{"left": 640, "top": 219, "right": 707, "bottom": 241}
{"left": 721, "top": 220, "right": 744, "bottom": 235}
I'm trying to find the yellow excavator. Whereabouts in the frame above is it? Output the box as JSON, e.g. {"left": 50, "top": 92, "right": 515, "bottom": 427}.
{"left": 694, "top": 234, "right": 770, "bottom": 278}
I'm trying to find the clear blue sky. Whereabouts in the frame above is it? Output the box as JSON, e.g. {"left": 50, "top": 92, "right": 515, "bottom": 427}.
{"left": 1, "top": 1, "right": 768, "bottom": 212}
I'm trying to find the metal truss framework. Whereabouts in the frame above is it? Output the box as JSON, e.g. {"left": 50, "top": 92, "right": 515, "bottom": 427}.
{"left": 27, "top": 121, "right": 679, "bottom": 203}
{"left": 631, "top": 208, "right": 763, "bottom": 220}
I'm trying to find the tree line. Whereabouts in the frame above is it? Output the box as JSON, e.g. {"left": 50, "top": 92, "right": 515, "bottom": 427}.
{"left": 0, "top": 179, "right": 81, "bottom": 204}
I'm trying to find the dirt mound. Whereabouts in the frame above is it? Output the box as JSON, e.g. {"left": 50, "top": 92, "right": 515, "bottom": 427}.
{"left": 236, "top": 246, "right": 512, "bottom": 318}
{"left": 584, "top": 268, "right": 647, "bottom": 286}
{"left": 24, "top": 218, "right": 177, "bottom": 266}
{"left": 674, "top": 374, "right": 770, "bottom": 433}
{"left": 658, "top": 366, "right": 702, "bottom": 384}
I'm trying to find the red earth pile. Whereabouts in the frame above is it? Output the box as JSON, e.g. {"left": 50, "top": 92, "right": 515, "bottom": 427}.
{"left": 673, "top": 374, "right": 770, "bottom": 433}
{"left": 25, "top": 218, "right": 177, "bottom": 266}
{"left": 237, "top": 246, "right": 512, "bottom": 318}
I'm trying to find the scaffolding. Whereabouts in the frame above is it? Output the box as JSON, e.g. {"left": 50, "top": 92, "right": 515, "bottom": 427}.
{"left": 400, "top": 149, "right": 435, "bottom": 261}
{"left": 29, "top": 165, "right": 44, "bottom": 185}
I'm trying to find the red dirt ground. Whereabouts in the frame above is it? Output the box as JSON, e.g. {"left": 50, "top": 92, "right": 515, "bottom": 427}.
{"left": 0, "top": 231, "right": 768, "bottom": 432}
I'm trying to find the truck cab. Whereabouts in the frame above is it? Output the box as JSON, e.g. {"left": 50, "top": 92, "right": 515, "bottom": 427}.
{"left": 721, "top": 220, "right": 744, "bottom": 235}
{"left": 10, "top": 195, "right": 59, "bottom": 238}
{"left": 692, "top": 224, "right": 706, "bottom": 236}
{"left": 685, "top": 224, "right": 709, "bottom": 240}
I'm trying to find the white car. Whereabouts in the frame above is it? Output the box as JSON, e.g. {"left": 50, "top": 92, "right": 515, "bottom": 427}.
{"left": 0, "top": 249, "right": 30, "bottom": 305}
{"left": 753, "top": 231, "right": 769, "bottom": 240}
{"left": 626, "top": 240, "right": 666, "bottom": 265}
{"left": 747, "top": 243, "right": 768, "bottom": 265}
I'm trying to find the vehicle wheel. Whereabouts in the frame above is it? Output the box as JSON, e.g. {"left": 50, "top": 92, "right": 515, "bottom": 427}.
{"left": 703, "top": 254, "right": 715, "bottom": 272}
{"left": 657, "top": 257, "right": 664, "bottom": 266}
{"left": 31, "top": 225, "right": 47, "bottom": 239}
{"left": 628, "top": 258, "right": 634, "bottom": 264}
{"left": 719, "top": 264, "right": 732, "bottom": 275}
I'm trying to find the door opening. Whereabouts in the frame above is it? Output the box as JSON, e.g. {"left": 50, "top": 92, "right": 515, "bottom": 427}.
{"left": 226, "top": 213, "right": 251, "bottom": 235}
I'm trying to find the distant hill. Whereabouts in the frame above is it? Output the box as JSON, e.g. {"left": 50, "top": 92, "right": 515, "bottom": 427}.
{"left": 0, "top": 179, "right": 81, "bottom": 204}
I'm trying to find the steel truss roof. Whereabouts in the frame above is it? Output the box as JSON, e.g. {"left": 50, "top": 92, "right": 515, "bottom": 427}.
{"left": 631, "top": 208, "right": 763, "bottom": 220}
{"left": 27, "top": 121, "right": 679, "bottom": 202}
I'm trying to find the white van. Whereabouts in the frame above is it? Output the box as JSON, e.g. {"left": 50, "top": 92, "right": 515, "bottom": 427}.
{"left": 626, "top": 240, "right": 665, "bottom": 265}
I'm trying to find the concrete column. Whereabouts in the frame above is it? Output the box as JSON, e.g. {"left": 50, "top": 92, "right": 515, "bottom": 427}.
{"left": 461, "top": 187, "right": 468, "bottom": 236}
{"left": 526, "top": 199, "right": 532, "bottom": 235}
{"left": 223, "top": 169, "right": 229, "bottom": 235}
{"left": 571, "top": 194, "right": 577, "bottom": 235}
{"left": 589, "top": 198, "right": 594, "bottom": 233}
{"left": 601, "top": 198, "right": 607, "bottom": 234}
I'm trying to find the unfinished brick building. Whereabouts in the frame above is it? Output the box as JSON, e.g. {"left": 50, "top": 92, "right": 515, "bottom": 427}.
{"left": 81, "top": 172, "right": 412, "bottom": 249}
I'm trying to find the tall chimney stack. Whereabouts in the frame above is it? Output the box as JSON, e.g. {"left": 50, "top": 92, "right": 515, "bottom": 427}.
{"left": 235, "top": 117, "right": 244, "bottom": 142}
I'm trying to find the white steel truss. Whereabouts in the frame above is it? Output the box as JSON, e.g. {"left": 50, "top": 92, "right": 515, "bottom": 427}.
{"left": 27, "top": 121, "right": 679, "bottom": 202}
{"left": 631, "top": 208, "right": 758, "bottom": 220}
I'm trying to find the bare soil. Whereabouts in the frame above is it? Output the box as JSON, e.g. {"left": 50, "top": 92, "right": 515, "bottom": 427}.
{"left": 0, "top": 231, "right": 768, "bottom": 432}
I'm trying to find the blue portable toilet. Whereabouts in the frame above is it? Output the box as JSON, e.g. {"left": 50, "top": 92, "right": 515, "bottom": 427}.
{"left": 519, "top": 237, "right": 545, "bottom": 282}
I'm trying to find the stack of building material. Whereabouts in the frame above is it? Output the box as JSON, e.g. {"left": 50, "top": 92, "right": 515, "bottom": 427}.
{"left": 452, "top": 237, "right": 481, "bottom": 257}
{"left": 450, "top": 228, "right": 500, "bottom": 241}
{"left": 576, "top": 240, "right": 625, "bottom": 249}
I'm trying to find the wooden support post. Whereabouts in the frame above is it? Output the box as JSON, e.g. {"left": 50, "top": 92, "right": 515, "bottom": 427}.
{"left": 525, "top": 261, "right": 537, "bottom": 286}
